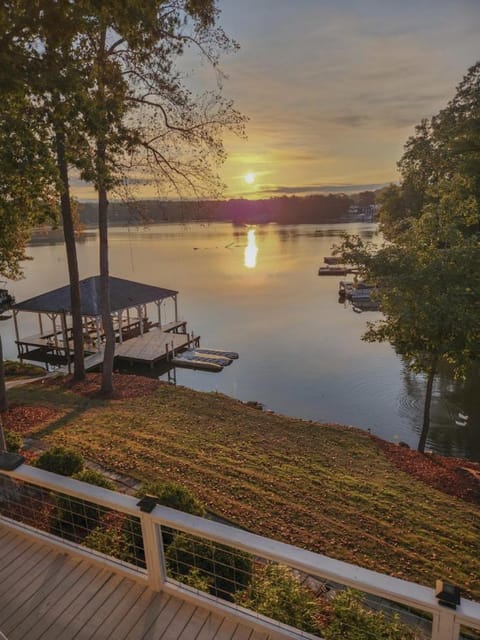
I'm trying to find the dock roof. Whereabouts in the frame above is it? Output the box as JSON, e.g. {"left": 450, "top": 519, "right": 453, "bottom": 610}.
{"left": 15, "top": 276, "right": 178, "bottom": 316}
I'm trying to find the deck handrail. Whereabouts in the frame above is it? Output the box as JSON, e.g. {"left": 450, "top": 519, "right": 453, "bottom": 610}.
{"left": 1, "top": 463, "right": 480, "bottom": 640}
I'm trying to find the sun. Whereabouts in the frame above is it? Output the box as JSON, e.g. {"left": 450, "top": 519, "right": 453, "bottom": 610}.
{"left": 244, "top": 172, "right": 255, "bottom": 185}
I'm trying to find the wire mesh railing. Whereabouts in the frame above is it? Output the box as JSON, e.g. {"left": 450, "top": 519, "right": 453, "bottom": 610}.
{"left": 160, "top": 523, "right": 433, "bottom": 638}
{"left": 0, "top": 471, "right": 145, "bottom": 573}
{"left": 1, "top": 465, "right": 480, "bottom": 640}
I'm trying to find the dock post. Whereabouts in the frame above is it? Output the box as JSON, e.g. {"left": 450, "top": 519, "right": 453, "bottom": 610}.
{"left": 95, "top": 317, "right": 101, "bottom": 351}
{"left": 60, "top": 310, "right": 71, "bottom": 374}
{"left": 138, "top": 306, "right": 144, "bottom": 336}
{"left": 118, "top": 311, "right": 123, "bottom": 344}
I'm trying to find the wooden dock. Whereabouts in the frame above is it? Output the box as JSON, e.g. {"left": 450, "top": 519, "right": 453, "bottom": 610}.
{"left": 0, "top": 525, "right": 270, "bottom": 640}
{"left": 114, "top": 327, "right": 198, "bottom": 368}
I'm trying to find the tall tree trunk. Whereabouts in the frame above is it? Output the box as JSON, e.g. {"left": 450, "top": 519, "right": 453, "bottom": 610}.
{"left": 0, "top": 334, "right": 7, "bottom": 413}
{"left": 417, "top": 355, "right": 439, "bottom": 453}
{"left": 0, "top": 335, "right": 7, "bottom": 451}
{"left": 96, "top": 28, "right": 115, "bottom": 396}
{"left": 54, "top": 127, "right": 85, "bottom": 381}
{"left": 98, "top": 179, "right": 115, "bottom": 395}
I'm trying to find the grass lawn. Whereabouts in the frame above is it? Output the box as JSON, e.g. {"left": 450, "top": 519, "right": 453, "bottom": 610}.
{"left": 7, "top": 376, "right": 480, "bottom": 600}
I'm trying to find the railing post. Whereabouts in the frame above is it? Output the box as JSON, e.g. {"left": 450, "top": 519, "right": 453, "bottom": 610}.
{"left": 431, "top": 610, "right": 458, "bottom": 640}
{"left": 140, "top": 512, "right": 166, "bottom": 591}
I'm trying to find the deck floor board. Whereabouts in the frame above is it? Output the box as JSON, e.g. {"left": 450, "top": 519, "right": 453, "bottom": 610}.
{"left": 0, "top": 525, "right": 274, "bottom": 640}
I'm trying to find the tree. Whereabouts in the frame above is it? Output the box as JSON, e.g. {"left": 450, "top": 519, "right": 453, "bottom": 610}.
{"left": 340, "top": 62, "right": 480, "bottom": 452}
{"left": 0, "top": 92, "right": 57, "bottom": 279}
{"left": 74, "top": 1, "right": 245, "bottom": 394}
{"left": 379, "top": 61, "right": 480, "bottom": 239}
{"left": 0, "top": 2, "right": 91, "bottom": 381}
{"left": 0, "top": 89, "right": 57, "bottom": 425}
{"left": 337, "top": 206, "right": 480, "bottom": 452}
{"left": 3, "top": 2, "right": 244, "bottom": 395}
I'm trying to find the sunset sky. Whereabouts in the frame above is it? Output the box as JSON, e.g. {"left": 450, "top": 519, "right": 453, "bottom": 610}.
{"left": 216, "top": 0, "right": 480, "bottom": 198}
{"left": 71, "top": 1, "right": 480, "bottom": 201}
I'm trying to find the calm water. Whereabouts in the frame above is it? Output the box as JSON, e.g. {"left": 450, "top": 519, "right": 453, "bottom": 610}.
{"left": 2, "top": 222, "right": 479, "bottom": 460}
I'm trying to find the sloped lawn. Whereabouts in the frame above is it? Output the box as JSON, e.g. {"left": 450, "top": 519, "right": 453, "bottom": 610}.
{"left": 8, "top": 374, "right": 480, "bottom": 600}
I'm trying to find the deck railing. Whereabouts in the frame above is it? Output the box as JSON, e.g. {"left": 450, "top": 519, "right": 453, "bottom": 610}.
{"left": 1, "top": 464, "right": 479, "bottom": 640}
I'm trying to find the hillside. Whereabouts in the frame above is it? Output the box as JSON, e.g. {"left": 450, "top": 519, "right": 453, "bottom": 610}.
{"left": 5, "top": 374, "right": 480, "bottom": 599}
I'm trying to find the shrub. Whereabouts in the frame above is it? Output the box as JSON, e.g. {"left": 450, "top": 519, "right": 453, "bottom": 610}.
{"left": 4, "top": 430, "right": 22, "bottom": 453}
{"left": 166, "top": 534, "right": 252, "bottom": 600}
{"left": 72, "top": 469, "right": 115, "bottom": 490}
{"left": 3, "top": 361, "right": 45, "bottom": 377}
{"left": 323, "top": 589, "right": 417, "bottom": 640}
{"left": 135, "top": 480, "right": 206, "bottom": 550}
{"left": 84, "top": 512, "right": 135, "bottom": 563}
{"left": 35, "top": 447, "right": 84, "bottom": 476}
{"left": 176, "top": 567, "right": 213, "bottom": 592}
{"left": 234, "top": 564, "right": 321, "bottom": 634}
{"left": 136, "top": 480, "right": 205, "bottom": 517}
{"left": 53, "top": 468, "right": 114, "bottom": 541}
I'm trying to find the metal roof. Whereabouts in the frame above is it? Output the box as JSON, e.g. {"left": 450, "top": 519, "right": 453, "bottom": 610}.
{"left": 15, "top": 276, "right": 178, "bottom": 316}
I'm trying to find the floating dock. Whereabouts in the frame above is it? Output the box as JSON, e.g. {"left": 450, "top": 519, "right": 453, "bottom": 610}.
{"left": 172, "top": 348, "right": 238, "bottom": 372}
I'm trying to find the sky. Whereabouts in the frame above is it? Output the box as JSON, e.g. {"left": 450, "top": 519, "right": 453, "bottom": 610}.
{"left": 212, "top": 0, "right": 480, "bottom": 198}
{"left": 71, "top": 0, "right": 480, "bottom": 201}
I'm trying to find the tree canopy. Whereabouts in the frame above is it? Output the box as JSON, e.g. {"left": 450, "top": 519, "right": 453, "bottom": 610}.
{"left": 1, "top": 0, "right": 244, "bottom": 392}
{"left": 339, "top": 60, "right": 480, "bottom": 452}
{"left": 379, "top": 61, "right": 480, "bottom": 240}
{"left": 0, "top": 93, "right": 57, "bottom": 279}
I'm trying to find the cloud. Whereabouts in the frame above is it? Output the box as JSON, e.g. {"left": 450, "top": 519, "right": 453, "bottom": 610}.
{"left": 254, "top": 182, "right": 391, "bottom": 196}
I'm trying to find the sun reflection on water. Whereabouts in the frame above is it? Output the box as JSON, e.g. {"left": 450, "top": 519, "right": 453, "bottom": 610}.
{"left": 244, "top": 228, "right": 258, "bottom": 269}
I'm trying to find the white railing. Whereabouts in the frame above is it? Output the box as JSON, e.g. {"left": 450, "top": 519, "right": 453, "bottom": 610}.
{"left": 1, "top": 464, "right": 479, "bottom": 640}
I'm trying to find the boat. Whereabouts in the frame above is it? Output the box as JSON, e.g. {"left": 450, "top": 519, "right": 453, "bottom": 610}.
{"left": 323, "top": 256, "right": 344, "bottom": 265}
{"left": 318, "top": 265, "right": 349, "bottom": 276}
{"left": 0, "top": 283, "right": 15, "bottom": 312}
{"left": 172, "top": 350, "right": 226, "bottom": 372}
{"left": 171, "top": 345, "right": 238, "bottom": 372}
{"left": 352, "top": 299, "right": 381, "bottom": 312}
{"left": 338, "top": 280, "right": 354, "bottom": 298}
{"left": 195, "top": 348, "right": 239, "bottom": 360}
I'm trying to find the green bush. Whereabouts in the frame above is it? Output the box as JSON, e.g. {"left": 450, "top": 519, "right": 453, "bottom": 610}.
{"left": 234, "top": 564, "right": 321, "bottom": 634}
{"left": 84, "top": 513, "right": 134, "bottom": 563}
{"left": 176, "top": 567, "right": 213, "bottom": 592}
{"left": 3, "top": 360, "right": 45, "bottom": 377}
{"left": 72, "top": 469, "right": 115, "bottom": 490}
{"left": 53, "top": 468, "right": 115, "bottom": 541}
{"left": 4, "top": 430, "right": 22, "bottom": 453}
{"left": 136, "top": 480, "right": 205, "bottom": 517}
{"left": 35, "top": 447, "right": 84, "bottom": 476}
{"left": 166, "top": 533, "right": 252, "bottom": 600}
{"left": 135, "top": 480, "right": 206, "bottom": 550}
{"left": 323, "top": 589, "right": 417, "bottom": 640}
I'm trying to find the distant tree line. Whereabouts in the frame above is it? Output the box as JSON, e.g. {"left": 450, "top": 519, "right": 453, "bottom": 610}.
{"left": 77, "top": 191, "right": 379, "bottom": 226}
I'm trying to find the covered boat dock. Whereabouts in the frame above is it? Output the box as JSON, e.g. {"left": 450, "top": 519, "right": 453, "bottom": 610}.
{"left": 13, "top": 276, "right": 197, "bottom": 371}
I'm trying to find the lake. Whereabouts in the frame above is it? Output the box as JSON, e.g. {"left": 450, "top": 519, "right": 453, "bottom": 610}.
{"left": 2, "top": 221, "right": 479, "bottom": 460}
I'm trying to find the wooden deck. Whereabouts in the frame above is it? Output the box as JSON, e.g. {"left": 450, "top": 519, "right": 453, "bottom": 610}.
{"left": 0, "top": 525, "right": 271, "bottom": 640}
{"left": 115, "top": 327, "right": 197, "bottom": 366}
